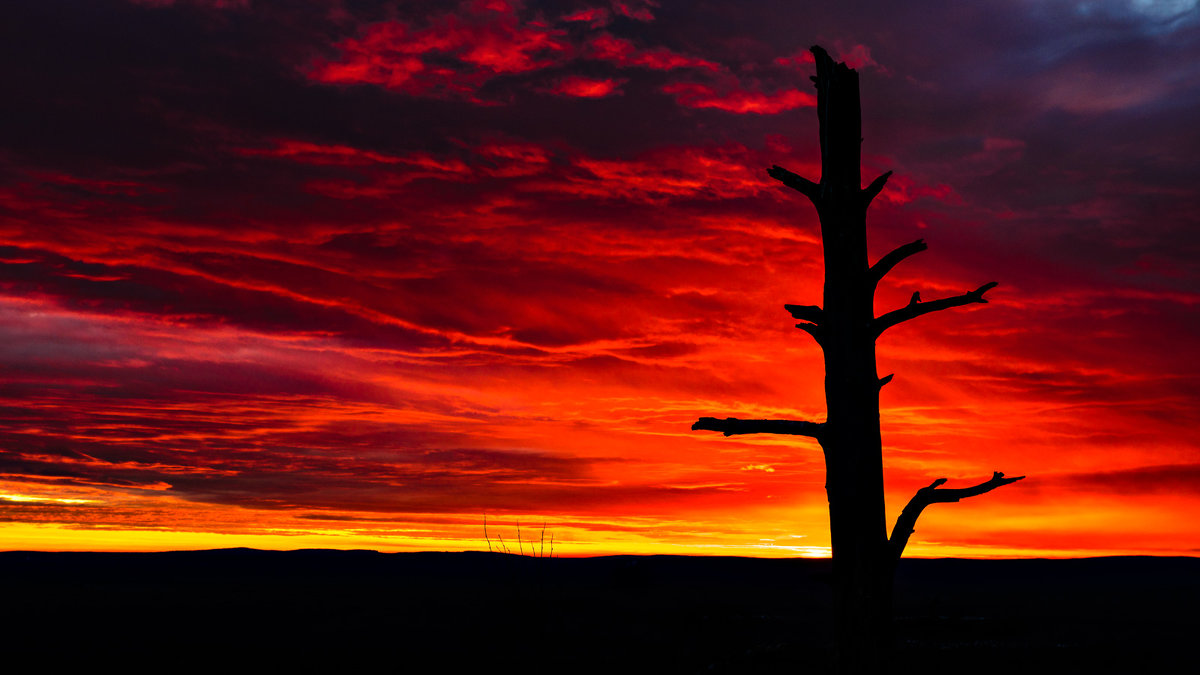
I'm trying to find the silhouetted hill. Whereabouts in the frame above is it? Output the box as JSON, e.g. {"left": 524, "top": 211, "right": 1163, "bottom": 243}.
{"left": 2, "top": 550, "right": 1194, "bottom": 673}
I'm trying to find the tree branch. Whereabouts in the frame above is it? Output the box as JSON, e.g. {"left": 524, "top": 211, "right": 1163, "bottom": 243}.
{"left": 784, "top": 304, "right": 824, "bottom": 324}
{"left": 785, "top": 305, "right": 824, "bottom": 344}
{"left": 692, "top": 417, "right": 824, "bottom": 439}
{"left": 889, "top": 472, "right": 1025, "bottom": 560}
{"left": 870, "top": 239, "right": 926, "bottom": 285}
{"left": 794, "top": 322, "right": 824, "bottom": 345}
{"left": 861, "top": 170, "right": 893, "bottom": 208}
{"left": 874, "top": 282, "right": 998, "bottom": 336}
{"left": 767, "top": 165, "right": 820, "bottom": 203}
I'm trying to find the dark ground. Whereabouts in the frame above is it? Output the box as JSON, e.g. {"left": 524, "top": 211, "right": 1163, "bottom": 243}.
{"left": 2, "top": 550, "right": 1195, "bottom": 673}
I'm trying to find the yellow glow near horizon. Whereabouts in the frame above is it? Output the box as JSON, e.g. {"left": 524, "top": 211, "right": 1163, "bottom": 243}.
{"left": 1, "top": 522, "right": 1188, "bottom": 559}
{"left": 1, "top": 493, "right": 100, "bottom": 505}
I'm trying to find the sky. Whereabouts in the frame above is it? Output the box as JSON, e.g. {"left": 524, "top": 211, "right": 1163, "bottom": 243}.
{"left": 0, "top": 0, "right": 1197, "bottom": 557}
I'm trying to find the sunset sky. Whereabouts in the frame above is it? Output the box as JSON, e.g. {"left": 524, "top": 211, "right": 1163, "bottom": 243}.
{"left": 1, "top": 0, "right": 1197, "bottom": 557}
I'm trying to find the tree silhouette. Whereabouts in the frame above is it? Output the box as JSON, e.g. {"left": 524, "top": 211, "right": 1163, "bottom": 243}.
{"left": 692, "top": 46, "right": 1024, "bottom": 673}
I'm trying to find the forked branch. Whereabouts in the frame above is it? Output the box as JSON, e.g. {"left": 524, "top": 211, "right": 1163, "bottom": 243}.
{"left": 889, "top": 471, "right": 1025, "bottom": 560}
{"left": 862, "top": 170, "right": 893, "bottom": 208}
{"left": 692, "top": 417, "right": 824, "bottom": 439}
{"left": 767, "top": 165, "right": 821, "bottom": 204}
{"left": 794, "top": 322, "right": 823, "bottom": 345}
{"left": 784, "top": 304, "right": 824, "bottom": 324}
{"left": 874, "top": 282, "right": 998, "bottom": 336}
{"left": 870, "top": 239, "right": 927, "bottom": 285}
{"left": 785, "top": 304, "right": 825, "bottom": 345}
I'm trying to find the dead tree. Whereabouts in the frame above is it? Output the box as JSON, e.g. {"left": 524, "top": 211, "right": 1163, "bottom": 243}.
{"left": 692, "top": 46, "right": 1023, "bottom": 673}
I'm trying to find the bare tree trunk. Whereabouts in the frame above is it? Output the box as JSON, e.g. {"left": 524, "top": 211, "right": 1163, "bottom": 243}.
{"left": 808, "top": 46, "right": 890, "bottom": 673}
{"left": 693, "top": 45, "right": 1022, "bottom": 675}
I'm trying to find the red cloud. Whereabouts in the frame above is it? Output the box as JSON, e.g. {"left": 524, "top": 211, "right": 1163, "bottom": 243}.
{"left": 476, "top": 142, "right": 552, "bottom": 176}
{"left": 279, "top": 139, "right": 550, "bottom": 199}
{"left": 612, "top": 1, "right": 656, "bottom": 22}
{"left": 550, "top": 144, "right": 768, "bottom": 202}
{"left": 550, "top": 75, "right": 626, "bottom": 98}
{"left": 875, "top": 172, "right": 959, "bottom": 205}
{"left": 662, "top": 83, "right": 816, "bottom": 114}
{"left": 235, "top": 140, "right": 403, "bottom": 166}
{"left": 586, "top": 34, "right": 720, "bottom": 71}
{"left": 295, "top": 141, "right": 769, "bottom": 205}
{"left": 308, "top": 11, "right": 570, "bottom": 98}
{"left": 307, "top": 2, "right": 711, "bottom": 102}
{"left": 836, "top": 42, "right": 885, "bottom": 72}
{"left": 235, "top": 140, "right": 471, "bottom": 176}
{"left": 774, "top": 49, "right": 815, "bottom": 68}
{"left": 561, "top": 7, "right": 612, "bottom": 27}
{"left": 30, "top": 172, "right": 162, "bottom": 197}
{"left": 776, "top": 43, "right": 885, "bottom": 74}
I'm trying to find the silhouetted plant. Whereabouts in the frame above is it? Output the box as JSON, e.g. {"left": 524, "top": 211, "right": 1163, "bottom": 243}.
{"left": 484, "top": 516, "right": 555, "bottom": 557}
{"left": 692, "top": 46, "right": 1024, "bottom": 673}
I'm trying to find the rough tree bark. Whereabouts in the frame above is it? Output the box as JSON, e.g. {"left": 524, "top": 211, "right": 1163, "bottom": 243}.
{"left": 692, "top": 46, "right": 1023, "bottom": 673}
